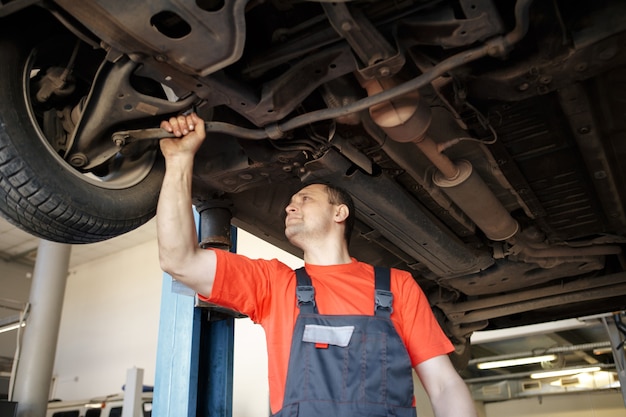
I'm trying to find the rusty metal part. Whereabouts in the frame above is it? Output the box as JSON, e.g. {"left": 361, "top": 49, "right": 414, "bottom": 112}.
{"left": 433, "top": 160, "right": 519, "bottom": 241}
{"left": 323, "top": 2, "right": 405, "bottom": 79}
{"left": 66, "top": 58, "right": 194, "bottom": 170}
{"left": 558, "top": 84, "right": 626, "bottom": 232}
{"left": 111, "top": 127, "right": 172, "bottom": 146}
{"left": 440, "top": 272, "right": 626, "bottom": 324}
{"left": 109, "top": 0, "right": 536, "bottom": 147}
{"left": 361, "top": 73, "right": 520, "bottom": 242}
{"left": 397, "top": 0, "right": 505, "bottom": 49}
{"left": 53, "top": 0, "right": 249, "bottom": 76}
{"left": 359, "top": 76, "right": 432, "bottom": 142}
{"left": 415, "top": 136, "right": 460, "bottom": 181}
{"left": 35, "top": 67, "right": 76, "bottom": 102}
{"left": 111, "top": 121, "right": 270, "bottom": 146}
{"left": 505, "top": 235, "right": 622, "bottom": 268}
{"left": 198, "top": 207, "right": 232, "bottom": 251}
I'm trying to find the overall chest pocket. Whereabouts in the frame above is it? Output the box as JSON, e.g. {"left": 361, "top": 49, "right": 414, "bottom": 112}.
{"left": 298, "top": 317, "right": 411, "bottom": 406}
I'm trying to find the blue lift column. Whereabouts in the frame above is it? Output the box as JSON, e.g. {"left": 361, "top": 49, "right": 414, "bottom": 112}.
{"left": 153, "top": 206, "right": 238, "bottom": 417}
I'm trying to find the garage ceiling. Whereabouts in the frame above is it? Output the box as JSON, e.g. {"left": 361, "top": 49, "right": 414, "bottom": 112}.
{"left": 465, "top": 314, "right": 623, "bottom": 401}
{"left": 0, "top": 216, "right": 157, "bottom": 269}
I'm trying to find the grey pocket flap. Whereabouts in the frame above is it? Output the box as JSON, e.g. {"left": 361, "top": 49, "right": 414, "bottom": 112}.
{"left": 302, "top": 324, "right": 355, "bottom": 347}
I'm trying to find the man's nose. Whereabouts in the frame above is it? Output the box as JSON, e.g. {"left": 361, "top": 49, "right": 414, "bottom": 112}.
{"left": 285, "top": 203, "right": 296, "bottom": 213}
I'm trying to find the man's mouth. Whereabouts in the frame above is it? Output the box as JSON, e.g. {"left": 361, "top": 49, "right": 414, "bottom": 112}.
{"left": 285, "top": 216, "right": 301, "bottom": 225}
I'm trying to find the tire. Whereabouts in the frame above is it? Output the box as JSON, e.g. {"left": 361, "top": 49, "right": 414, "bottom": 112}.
{"left": 0, "top": 24, "right": 164, "bottom": 244}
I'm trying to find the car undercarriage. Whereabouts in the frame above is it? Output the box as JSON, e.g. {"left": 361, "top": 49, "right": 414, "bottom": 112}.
{"left": 0, "top": 0, "right": 625, "bottom": 364}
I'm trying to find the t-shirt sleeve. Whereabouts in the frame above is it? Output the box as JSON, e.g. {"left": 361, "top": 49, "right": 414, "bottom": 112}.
{"left": 201, "top": 249, "right": 281, "bottom": 323}
{"left": 392, "top": 270, "right": 454, "bottom": 367}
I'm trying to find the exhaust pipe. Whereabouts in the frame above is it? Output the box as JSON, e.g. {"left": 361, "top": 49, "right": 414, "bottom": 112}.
{"left": 360, "top": 76, "right": 519, "bottom": 242}
{"left": 360, "top": 76, "right": 621, "bottom": 261}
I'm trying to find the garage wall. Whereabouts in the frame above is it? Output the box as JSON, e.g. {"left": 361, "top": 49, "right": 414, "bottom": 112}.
{"left": 51, "top": 238, "right": 163, "bottom": 400}
{"left": 0, "top": 260, "right": 32, "bottom": 359}
{"left": 484, "top": 390, "right": 624, "bottom": 416}
{"left": 0, "top": 259, "right": 33, "bottom": 399}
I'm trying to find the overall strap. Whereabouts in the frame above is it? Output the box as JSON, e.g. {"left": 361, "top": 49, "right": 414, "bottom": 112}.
{"left": 295, "top": 267, "right": 318, "bottom": 314}
{"left": 374, "top": 266, "right": 393, "bottom": 318}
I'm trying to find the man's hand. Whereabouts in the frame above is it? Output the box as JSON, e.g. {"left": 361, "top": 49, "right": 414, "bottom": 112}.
{"left": 159, "top": 112, "right": 206, "bottom": 160}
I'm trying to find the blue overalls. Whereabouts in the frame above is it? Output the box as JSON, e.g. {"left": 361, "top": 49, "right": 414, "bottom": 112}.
{"left": 273, "top": 266, "right": 417, "bottom": 417}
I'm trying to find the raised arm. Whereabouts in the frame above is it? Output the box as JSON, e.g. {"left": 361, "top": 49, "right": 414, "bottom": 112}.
{"left": 157, "top": 113, "right": 217, "bottom": 297}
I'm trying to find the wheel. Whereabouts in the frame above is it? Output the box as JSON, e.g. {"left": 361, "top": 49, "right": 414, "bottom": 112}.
{"left": 0, "top": 22, "right": 164, "bottom": 244}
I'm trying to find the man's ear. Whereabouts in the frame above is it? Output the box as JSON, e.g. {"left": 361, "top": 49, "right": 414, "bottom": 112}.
{"left": 334, "top": 204, "right": 349, "bottom": 223}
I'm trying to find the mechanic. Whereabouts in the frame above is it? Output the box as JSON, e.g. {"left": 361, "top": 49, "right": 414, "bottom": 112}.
{"left": 156, "top": 112, "right": 477, "bottom": 417}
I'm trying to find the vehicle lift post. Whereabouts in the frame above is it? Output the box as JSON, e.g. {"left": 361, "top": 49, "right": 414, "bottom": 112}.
{"left": 153, "top": 206, "right": 236, "bottom": 417}
{"left": 11, "top": 240, "right": 71, "bottom": 417}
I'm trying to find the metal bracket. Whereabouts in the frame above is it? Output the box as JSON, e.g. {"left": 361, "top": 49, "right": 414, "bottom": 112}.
{"left": 66, "top": 57, "right": 194, "bottom": 169}
{"left": 322, "top": 2, "right": 405, "bottom": 79}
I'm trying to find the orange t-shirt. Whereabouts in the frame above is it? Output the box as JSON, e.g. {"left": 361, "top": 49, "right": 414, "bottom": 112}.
{"left": 203, "top": 249, "right": 453, "bottom": 414}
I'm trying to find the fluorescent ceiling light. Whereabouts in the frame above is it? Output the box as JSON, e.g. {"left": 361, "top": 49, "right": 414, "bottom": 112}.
{"left": 0, "top": 322, "right": 25, "bottom": 335}
{"left": 471, "top": 318, "right": 589, "bottom": 344}
{"left": 530, "top": 366, "right": 602, "bottom": 379}
{"left": 549, "top": 370, "right": 619, "bottom": 389}
{"left": 477, "top": 354, "right": 557, "bottom": 369}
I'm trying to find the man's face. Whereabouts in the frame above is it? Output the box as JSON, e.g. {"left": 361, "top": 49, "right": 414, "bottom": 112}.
{"left": 284, "top": 184, "right": 336, "bottom": 246}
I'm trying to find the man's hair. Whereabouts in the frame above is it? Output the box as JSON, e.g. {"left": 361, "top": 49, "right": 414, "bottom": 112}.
{"left": 322, "top": 183, "right": 355, "bottom": 246}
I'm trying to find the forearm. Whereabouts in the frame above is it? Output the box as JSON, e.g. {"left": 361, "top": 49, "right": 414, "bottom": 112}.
{"left": 157, "top": 156, "right": 200, "bottom": 278}
{"left": 416, "top": 356, "right": 477, "bottom": 417}
{"left": 429, "top": 377, "right": 477, "bottom": 417}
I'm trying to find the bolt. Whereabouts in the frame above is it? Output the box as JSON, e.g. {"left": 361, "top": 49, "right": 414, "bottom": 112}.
{"left": 155, "top": 55, "right": 167, "bottom": 62}
{"left": 578, "top": 126, "right": 591, "bottom": 134}
{"left": 69, "top": 153, "right": 88, "bottom": 167}
{"left": 518, "top": 82, "right": 530, "bottom": 91}
{"left": 378, "top": 66, "right": 391, "bottom": 77}
{"left": 487, "top": 44, "right": 501, "bottom": 57}
{"left": 594, "top": 170, "right": 607, "bottom": 180}
{"left": 340, "top": 21, "right": 352, "bottom": 32}
{"left": 575, "top": 63, "right": 588, "bottom": 72}
{"left": 539, "top": 75, "right": 552, "bottom": 84}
